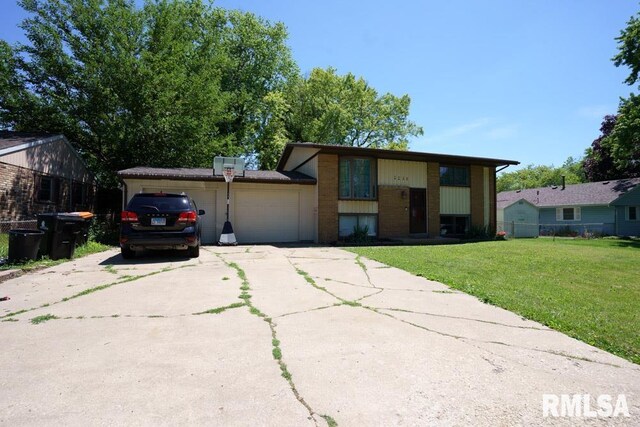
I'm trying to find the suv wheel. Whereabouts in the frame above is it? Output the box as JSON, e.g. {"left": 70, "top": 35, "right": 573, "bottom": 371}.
{"left": 121, "top": 247, "right": 135, "bottom": 259}
{"left": 188, "top": 244, "right": 200, "bottom": 258}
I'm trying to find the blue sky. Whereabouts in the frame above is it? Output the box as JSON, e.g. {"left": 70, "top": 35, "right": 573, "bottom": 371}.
{"left": 1, "top": 1, "right": 638, "bottom": 170}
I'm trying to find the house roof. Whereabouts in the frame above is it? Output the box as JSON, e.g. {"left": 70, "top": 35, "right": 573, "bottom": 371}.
{"left": 0, "top": 131, "right": 64, "bottom": 155}
{"left": 0, "top": 131, "right": 95, "bottom": 180}
{"left": 497, "top": 197, "right": 536, "bottom": 210}
{"left": 276, "top": 142, "right": 520, "bottom": 171}
{"left": 117, "top": 167, "right": 317, "bottom": 185}
{"left": 497, "top": 178, "right": 640, "bottom": 208}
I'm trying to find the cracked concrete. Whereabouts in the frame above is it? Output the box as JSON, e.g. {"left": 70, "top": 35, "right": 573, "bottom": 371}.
{"left": 0, "top": 245, "right": 638, "bottom": 426}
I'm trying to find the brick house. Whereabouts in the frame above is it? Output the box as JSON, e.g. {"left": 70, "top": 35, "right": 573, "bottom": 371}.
{"left": 0, "top": 132, "right": 95, "bottom": 221}
{"left": 118, "top": 143, "right": 519, "bottom": 244}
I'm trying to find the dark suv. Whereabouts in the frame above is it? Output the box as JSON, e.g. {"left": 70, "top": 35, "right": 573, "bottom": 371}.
{"left": 119, "top": 193, "right": 205, "bottom": 259}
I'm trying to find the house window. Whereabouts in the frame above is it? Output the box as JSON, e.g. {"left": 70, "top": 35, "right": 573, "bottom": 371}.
{"left": 72, "top": 181, "right": 87, "bottom": 207}
{"left": 556, "top": 207, "right": 581, "bottom": 221}
{"left": 562, "top": 208, "right": 574, "bottom": 220}
{"left": 440, "top": 166, "right": 469, "bottom": 186}
{"left": 629, "top": 206, "right": 638, "bottom": 221}
{"left": 36, "top": 175, "right": 59, "bottom": 204}
{"left": 339, "top": 214, "right": 377, "bottom": 237}
{"left": 440, "top": 215, "right": 469, "bottom": 236}
{"left": 339, "top": 157, "right": 376, "bottom": 200}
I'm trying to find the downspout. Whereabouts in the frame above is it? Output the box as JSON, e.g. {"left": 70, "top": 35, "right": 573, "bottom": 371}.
{"left": 494, "top": 164, "right": 511, "bottom": 231}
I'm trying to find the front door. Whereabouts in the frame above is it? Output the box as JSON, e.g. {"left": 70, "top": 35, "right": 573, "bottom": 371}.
{"left": 410, "top": 188, "right": 427, "bottom": 234}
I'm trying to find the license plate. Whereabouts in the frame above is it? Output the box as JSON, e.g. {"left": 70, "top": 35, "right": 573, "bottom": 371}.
{"left": 151, "top": 217, "right": 166, "bottom": 226}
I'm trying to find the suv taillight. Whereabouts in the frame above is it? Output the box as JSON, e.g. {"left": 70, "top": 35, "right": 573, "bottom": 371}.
{"left": 121, "top": 211, "right": 139, "bottom": 223}
{"left": 177, "top": 210, "right": 197, "bottom": 223}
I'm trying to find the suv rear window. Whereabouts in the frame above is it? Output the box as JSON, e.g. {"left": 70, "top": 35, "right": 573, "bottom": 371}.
{"left": 127, "top": 194, "right": 190, "bottom": 211}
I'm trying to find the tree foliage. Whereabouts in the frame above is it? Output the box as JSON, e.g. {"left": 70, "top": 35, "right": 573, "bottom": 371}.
{"left": 497, "top": 157, "right": 586, "bottom": 192}
{"left": 583, "top": 115, "right": 621, "bottom": 181}
{"left": 283, "top": 67, "right": 423, "bottom": 150}
{"left": 600, "top": 96, "right": 640, "bottom": 178}
{"left": 584, "top": 10, "right": 640, "bottom": 180}
{"left": 0, "top": 1, "right": 423, "bottom": 183}
{"left": 0, "top": 0, "right": 297, "bottom": 185}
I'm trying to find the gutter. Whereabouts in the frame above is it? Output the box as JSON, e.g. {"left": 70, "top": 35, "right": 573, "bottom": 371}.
{"left": 116, "top": 173, "right": 316, "bottom": 185}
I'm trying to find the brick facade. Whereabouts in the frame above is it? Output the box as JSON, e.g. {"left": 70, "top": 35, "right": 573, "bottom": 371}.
{"left": 317, "top": 154, "right": 339, "bottom": 243}
{"left": 470, "top": 165, "right": 485, "bottom": 228}
{"left": 378, "top": 185, "right": 410, "bottom": 238}
{"left": 426, "top": 162, "right": 440, "bottom": 237}
{"left": 0, "top": 161, "right": 93, "bottom": 220}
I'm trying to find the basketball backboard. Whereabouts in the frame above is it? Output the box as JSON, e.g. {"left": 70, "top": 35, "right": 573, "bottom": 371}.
{"left": 213, "top": 157, "right": 245, "bottom": 177}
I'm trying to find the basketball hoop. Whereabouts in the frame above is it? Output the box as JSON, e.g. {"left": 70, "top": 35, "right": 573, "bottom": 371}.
{"left": 213, "top": 156, "right": 244, "bottom": 245}
{"left": 223, "top": 166, "right": 235, "bottom": 183}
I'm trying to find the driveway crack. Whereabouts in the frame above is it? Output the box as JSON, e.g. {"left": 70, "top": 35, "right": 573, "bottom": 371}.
{"left": 376, "top": 307, "right": 552, "bottom": 331}
{"left": 0, "top": 264, "right": 195, "bottom": 320}
{"left": 364, "top": 305, "right": 628, "bottom": 369}
{"left": 355, "top": 255, "right": 377, "bottom": 288}
{"left": 217, "top": 253, "right": 337, "bottom": 426}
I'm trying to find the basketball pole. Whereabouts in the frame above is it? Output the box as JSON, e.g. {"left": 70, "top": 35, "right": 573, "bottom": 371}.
{"left": 218, "top": 166, "right": 237, "bottom": 246}
{"left": 226, "top": 179, "right": 230, "bottom": 222}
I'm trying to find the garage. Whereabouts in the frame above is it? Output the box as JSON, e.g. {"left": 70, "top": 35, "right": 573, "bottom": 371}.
{"left": 234, "top": 190, "right": 300, "bottom": 243}
{"left": 119, "top": 168, "right": 317, "bottom": 245}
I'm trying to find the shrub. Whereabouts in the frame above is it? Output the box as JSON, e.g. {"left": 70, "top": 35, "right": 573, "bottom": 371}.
{"left": 89, "top": 215, "right": 119, "bottom": 245}
{"left": 347, "top": 224, "right": 371, "bottom": 244}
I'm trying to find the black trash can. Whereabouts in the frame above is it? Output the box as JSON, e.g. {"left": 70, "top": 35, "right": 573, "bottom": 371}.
{"left": 37, "top": 213, "right": 85, "bottom": 260}
{"left": 68, "top": 212, "right": 94, "bottom": 246}
{"left": 8, "top": 229, "right": 45, "bottom": 264}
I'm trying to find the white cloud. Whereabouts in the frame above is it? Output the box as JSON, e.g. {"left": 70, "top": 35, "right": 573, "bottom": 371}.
{"left": 576, "top": 105, "right": 614, "bottom": 119}
{"left": 425, "top": 117, "right": 491, "bottom": 143}
{"left": 424, "top": 117, "right": 517, "bottom": 145}
{"left": 484, "top": 124, "right": 517, "bottom": 140}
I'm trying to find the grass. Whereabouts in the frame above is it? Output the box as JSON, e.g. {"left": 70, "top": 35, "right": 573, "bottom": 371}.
{"left": 0, "top": 238, "right": 111, "bottom": 271}
{"left": 30, "top": 314, "right": 58, "bottom": 324}
{"left": 193, "top": 302, "right": 245, "bottom": 315}
{"left": 350, "top": 238, "right": 640, "bottom": 365}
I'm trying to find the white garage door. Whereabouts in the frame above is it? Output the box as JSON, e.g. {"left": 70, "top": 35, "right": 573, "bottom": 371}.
{"left": 142, "top": 187, "right": 217, "bottom": 244}
{"left": 234, "top": 190, "right": 299, "bottom": 243}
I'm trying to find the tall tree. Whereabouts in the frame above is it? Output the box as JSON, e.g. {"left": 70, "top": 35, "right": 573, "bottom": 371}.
{"left": 0, "top": 0, "right": 297, "bottom": 186}
{"left": 584, "top": 9, "right": 640, "bottom": 180}
{"left": 283, "top": 67, "right": 423, "bottom": 150}
{"left": 497, "top": 159, "right": 586, "bottom": 192}
{"left": 599, "top": 96, "right": 640, "bottom": 178}
{"left": 583, "top": 115, "right": 620, "bottom": 181}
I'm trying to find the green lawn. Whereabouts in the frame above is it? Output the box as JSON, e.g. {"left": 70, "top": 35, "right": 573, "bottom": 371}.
{"left": 0, "top": 234, "right": 111, "bottom": 271}
{"left": 350, "top": 238, "right": 640, "bottom": 364}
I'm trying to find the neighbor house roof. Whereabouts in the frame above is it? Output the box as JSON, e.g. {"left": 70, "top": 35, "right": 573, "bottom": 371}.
{"left": 117, "top": 167, "right": 316, "bottom": 185}
{"left": 276, "top": 142, "right": 520, "bottom": 171}
{"left": 0, "top": 131, "right": 64, "bottom": 155}
{"left": 0, "top": 131, "right": 94, "bottom": 179}
{"left": 497, "top": 178, "right": 640, "bottom": 208}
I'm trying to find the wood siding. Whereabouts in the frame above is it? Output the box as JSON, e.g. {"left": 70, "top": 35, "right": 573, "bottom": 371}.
{"left": 440, "top": 187, "right": 470, "bottom": 215}
{"left": 377, "top": 159, "right": 427, "bottom": 188}
{"left": 338, "top": 200, "right": 378, "bottom": 214}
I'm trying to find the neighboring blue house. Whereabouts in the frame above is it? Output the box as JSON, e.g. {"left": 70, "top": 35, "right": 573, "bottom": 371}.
{"left": 497, "top": 178, "right": 640, "bottom": 237}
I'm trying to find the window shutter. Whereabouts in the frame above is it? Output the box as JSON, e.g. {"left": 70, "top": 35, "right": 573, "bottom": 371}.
{"left": 556, "top": 208, "right": 562, "bottom": 221}
{"left": 574, "top": 207, "right": 581, "bottom": 221}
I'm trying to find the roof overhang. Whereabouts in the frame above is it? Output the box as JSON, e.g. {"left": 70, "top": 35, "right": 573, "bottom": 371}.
{"left": 118, "top": 168, "right": 317, "bottom": 185}
{"left": 276, "top": 142, "right": 520, "bottom": 170}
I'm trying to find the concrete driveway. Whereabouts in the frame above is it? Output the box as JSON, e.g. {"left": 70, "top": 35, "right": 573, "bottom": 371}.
{"left": 0, "top": 246, "right": 638, "bottom": 426}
